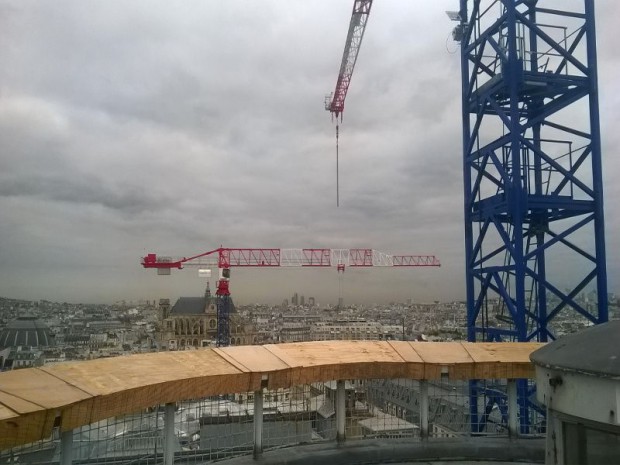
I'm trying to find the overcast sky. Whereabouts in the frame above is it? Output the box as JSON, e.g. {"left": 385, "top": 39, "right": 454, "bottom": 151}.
{"left": 0, "top": 1, "right": 618, "bottom": 306}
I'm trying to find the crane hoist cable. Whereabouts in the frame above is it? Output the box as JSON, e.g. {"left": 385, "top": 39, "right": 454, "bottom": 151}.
{"left": 325, "top": 0, "right": 373, "bottom": 207}
{"left": 336, "top": 123, "right": 339, "bottom": 207}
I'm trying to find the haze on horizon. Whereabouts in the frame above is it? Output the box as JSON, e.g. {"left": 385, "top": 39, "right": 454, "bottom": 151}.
{"left": 1, "top": 1, "right": 619, "bottom": 306}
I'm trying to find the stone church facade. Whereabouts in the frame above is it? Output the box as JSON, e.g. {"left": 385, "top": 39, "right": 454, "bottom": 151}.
{"left": 157, "top": 293, "right": 257, "bottom": 349}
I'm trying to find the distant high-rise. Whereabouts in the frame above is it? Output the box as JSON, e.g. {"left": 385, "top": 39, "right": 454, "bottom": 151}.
{"left": 300, "top": 295, "right": 305, "bottom": 306}
{"left": 338, "top": 297, "right": 344, "bottom": 309}
{"left": 292, "top": 293, "right": 298, "bottom": 306}
{"left": 308, "top": 297, "right": 315, "bottom": 307}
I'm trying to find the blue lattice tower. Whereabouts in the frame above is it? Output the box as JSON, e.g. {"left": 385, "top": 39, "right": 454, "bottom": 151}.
{"left": 457, "top": 0, "right": 607, "bottom": 432}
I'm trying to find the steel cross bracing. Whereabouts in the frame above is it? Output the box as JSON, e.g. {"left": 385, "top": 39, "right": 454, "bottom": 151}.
{"left": 459, "top": 0, "right": 607, "bottom": 344}
{"left": 325, "top": 0, "right": 373, "bottom": 119}
{"left": 459, "top": 0, "right": 607, "bottom": 434}
{"left": 142, "top": 247, "right": 440, "bottom": 271}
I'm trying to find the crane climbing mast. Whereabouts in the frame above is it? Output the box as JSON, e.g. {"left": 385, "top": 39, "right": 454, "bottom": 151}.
{"left": 458, "top": 0, "right": 607, "bottom": 344}
{"left": 457, "top": 0, "right": 607, "bottom": 434}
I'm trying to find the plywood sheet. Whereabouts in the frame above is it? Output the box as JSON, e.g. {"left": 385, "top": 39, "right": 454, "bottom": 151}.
{"left": 268, "top": 340, "right": 404, "bottom": 367}
{"left": 0, "top": 368, "right": 92, "bottom": 410}
{"left": 0, "top": 402, "right": 18, "bottom": 421}
{"left": 387, "top": 341, "right": 423, "bottom": 363}
{"left": 45, "top": 348, "right": 243, "bottom": 396}
{"left": 215, "top": 345, "right": 293, "bottom": 391}
{"left": 409, "top": 342, "right": 475, "bottom": 379}
{"left": 217, "top": 345, "right": 291, "bottom": 372}
{"left": 462, "top": 342, "right": 542, "bottom": 363}
{"left": 266, "top": 341, "right": 408, "bottom": 386}
{"left": 0, "top": 391, "right": 42, "bottom": 415}
{"left": 462, "top": 342, "right": 540, "bottom": 379}
{"left": 386, "top": 341, "right": 424, "bottom": 378}
{"left": 410, "top": 342, "right": 474, "bottom": 364}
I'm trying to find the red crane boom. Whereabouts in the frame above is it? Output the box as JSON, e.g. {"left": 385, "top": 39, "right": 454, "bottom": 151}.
{"left": 325, "top": 0, "right": 373, "bottom": 120}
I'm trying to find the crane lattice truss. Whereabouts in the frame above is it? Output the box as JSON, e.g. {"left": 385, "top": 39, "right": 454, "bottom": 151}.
{"left": 460, "top": 0, "right": 607, "bottom": 345}
{"left": 142, "top": 247, "right": 440, "bottom": 271}
{"left": 459, "top": 0, "right": 608, "bottom": 435}
{"left": 325, "top": 0, "right": 373, "bottom": 119}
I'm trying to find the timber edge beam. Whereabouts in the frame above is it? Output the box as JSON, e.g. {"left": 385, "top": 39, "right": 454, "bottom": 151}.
{"left": 0, "top": 340, "right": 542, "bottom": 448}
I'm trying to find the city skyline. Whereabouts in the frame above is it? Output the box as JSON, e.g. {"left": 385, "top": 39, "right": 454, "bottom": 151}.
{"left": 1, "top": 1, "right": 619, "bottom": 305}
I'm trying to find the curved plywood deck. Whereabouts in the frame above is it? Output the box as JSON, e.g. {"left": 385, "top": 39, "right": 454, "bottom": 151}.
{"left": 0, "top": 340, "right": 542, "bottom": 449}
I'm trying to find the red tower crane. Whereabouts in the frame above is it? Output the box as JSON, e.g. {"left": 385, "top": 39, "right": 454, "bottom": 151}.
{"left": 325, "top": 0, "right": 374, "bottom": 207}
{"left": 142, "top": 247, "right": 439, "bottom": 346}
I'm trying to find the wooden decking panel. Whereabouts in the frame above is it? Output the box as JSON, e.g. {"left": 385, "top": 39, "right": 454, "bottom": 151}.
{"left": 386, "top": 341, "right": 425, "bottom": 378}
{"left": 267, "top": 341, "right": 416, "bottom": 386}
{"left": 409, "top": 342, "right": 475, "bottom": 379}
{"left": 0, "top": 403, "right": 18, "bottom": 422}
{"left": 462, "top": 342, "right": 541, "bottom": 363}
{"left": 215, "top": 346, "right": 293, "bottom": 390}
{"left": 0, "top": 390, "right": 43, "bottom": 416}
{"left": 218, "top": 345, "right": 291, "bottom": 372}
{"left": 0, "top": 368, "right": 92, "bottom": 409}
{"left": 410, "top": 342, "right": 474, "bottom": 364}
{"left": 462, "top": 342, "right": 539, "bottom": 378}
{"left": 43, "top": 349, "right": 244, "bottom": 396}
{"left": 268, "top": 340, "right": 405, "bottom": 366}
{"left": 386, "top": 341, "right": 423, "bottom": 363}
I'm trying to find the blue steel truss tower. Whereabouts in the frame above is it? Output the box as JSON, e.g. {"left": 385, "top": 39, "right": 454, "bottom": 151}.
{"left": 459, "top": 0, "right": 608, "bottom": 346}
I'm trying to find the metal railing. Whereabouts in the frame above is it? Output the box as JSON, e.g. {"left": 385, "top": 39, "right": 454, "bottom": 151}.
{"left": 0, "top": 377, "right": 541, "bottom": 465}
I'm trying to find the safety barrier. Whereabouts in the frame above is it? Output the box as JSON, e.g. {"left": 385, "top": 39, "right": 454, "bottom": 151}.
{"left": 0, "top": 340, "right": 542, "bottom": 464}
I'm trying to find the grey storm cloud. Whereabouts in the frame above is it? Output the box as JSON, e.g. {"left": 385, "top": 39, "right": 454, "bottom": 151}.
{"left": 0, "top": 173, "right": 171, "bottom": 214}
{"left": 0, "top": 0, "right": 618, "bottom": 304}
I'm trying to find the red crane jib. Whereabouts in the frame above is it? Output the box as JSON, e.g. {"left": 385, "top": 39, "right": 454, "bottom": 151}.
{"left": 326, "top": 0, "right": 373, "bottom": 118}
{"left": 219, "top": 248, "right": 281, "bottom": 267}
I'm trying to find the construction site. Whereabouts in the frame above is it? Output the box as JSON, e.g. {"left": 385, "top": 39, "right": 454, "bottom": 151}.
{"left": 0, "top": 1, "right": 618, "bottom": 464}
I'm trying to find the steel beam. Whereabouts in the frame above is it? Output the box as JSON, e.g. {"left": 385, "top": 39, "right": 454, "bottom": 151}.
{"left": 419, "top": 380, "right": 429, "bottom": 439}
{"left": 507, "top": 379, "right": 518, "bottom": 438}
{"left": 254, "top": 390, "right": 264, "bottom": 458}
{"left": 60, "top": 429, "right": 73, "bottom": 465}
{"left": 460, "top": 0, "right": 607, "bottom": 432}
{"left": 336, "top": 380, "right": 346, "bottom": 442}
{"left": 164, "top": 403, "right": 175, "bottom": 465}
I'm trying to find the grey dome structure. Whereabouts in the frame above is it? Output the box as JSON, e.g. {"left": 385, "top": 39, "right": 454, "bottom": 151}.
{"left": 0, "top": 316, "right": 55, "bottom": 348}
{"left": 531, "top": 320, "right": 620, "bottom": 465}
{"left": 530, "top": 319, "right": 620, "bottom": 378}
